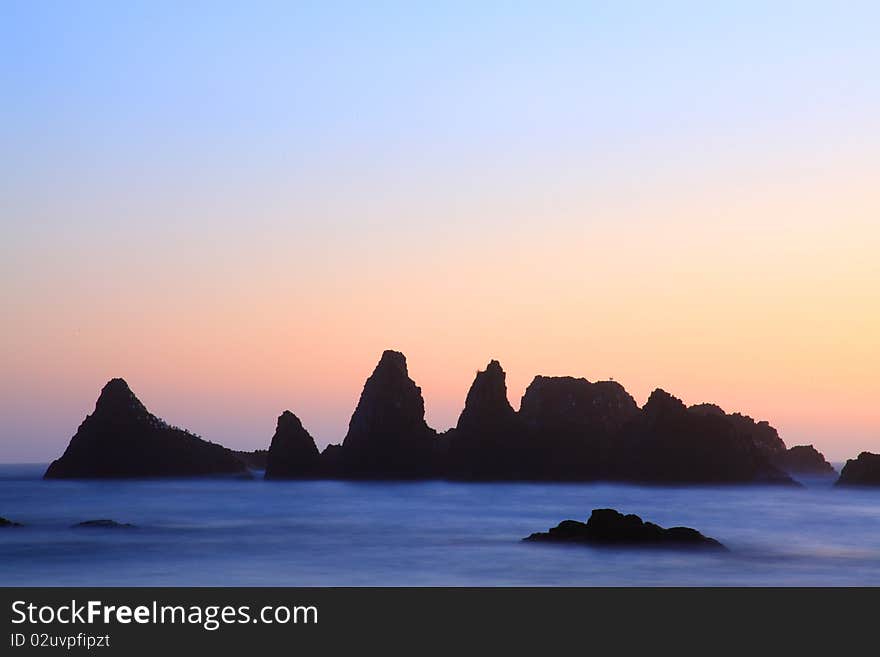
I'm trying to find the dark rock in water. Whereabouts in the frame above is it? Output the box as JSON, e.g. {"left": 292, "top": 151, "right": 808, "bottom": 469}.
{"left": 524, "top": 508, "right": 725, "bottom": 550}
{"left": 457, "top": 360, "right": 518, "bottom": 433}
{"left": 836, "top": 452, "right": 880, "bottom": 486}
{"left": 774, "top": 445, "right": 836, "bottom": 476}
{"left": 319, "top": 443, "right": 344, "bottom": 474}
{"left": 339, "top": 350, "right": 437, "bottom": 478}
{"left": 265, "top": 411, "right": 321, "bottom": 479}
{"left": 517, "top": 376, "right": 640, "bottom": 480}
{"left": 611, "top": 389, "right": 795, "bottom": 484}
{"left": 44, "top": 378, "right": 249, "bottom": 479}
{"left": 73, "top": 519, "right": 134, "bottom": 529}
{"left": 690, "top": 403, "right": 787, "bottom": 459}
{"left": 441, "top": 367, "right": 794, "bottom": 484}
{"left": 1, "top": 516, "right": 23, "bottom": 527}
{"left": 444, "top": 360, "right": 529, "bottom": 479}
{"left": 233, "top": 449, "right": 269, "bottom": 470}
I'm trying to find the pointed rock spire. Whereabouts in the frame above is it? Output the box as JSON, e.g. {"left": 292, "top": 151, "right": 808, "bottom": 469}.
{"left": 340, "top": 350, "right": 436, "bottom": 477}
{"left": 456, "top": 360, "right": 515, "bottom": 433}
{"left": 265, "top": 411, "right": 321, "bottom": 479}
{"left": 44, "top": 379, "right": 247, "bottom": 479}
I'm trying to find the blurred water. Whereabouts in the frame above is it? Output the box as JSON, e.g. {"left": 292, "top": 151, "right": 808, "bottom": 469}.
{"left": 1, "top": 463, "right": 879, "bottom": 586}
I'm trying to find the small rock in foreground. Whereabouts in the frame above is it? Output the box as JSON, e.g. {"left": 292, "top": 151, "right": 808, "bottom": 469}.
{"left": 524, "top": 508, "right": 725, "bottom": 550}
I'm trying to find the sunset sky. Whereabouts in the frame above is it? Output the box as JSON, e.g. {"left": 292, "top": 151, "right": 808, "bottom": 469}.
{"left": 2, "top": 2, "right": 878, "bottom": 462}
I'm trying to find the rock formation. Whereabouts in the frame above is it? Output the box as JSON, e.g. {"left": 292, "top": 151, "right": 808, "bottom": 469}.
{"left": 773, "top": 445, "right": 836, "bottom": 476}
{"left": 233, "top": 449, "right": 269, "bottom": 470}
{"left": 612, "top": 390, "right": 794, "bottom": 484}
{"left": 338, "top": 351, "right": 436, "bottom": 477}
{"left": 444, "top": 360, "right": 529, "bottom": 479}
{"left": 689, "top": 403, "right": 787, "bottom": 459}
{"left": 44, "top": 379, "right": 249, "bottom": 479}
{"left": 264, "top": 411, "right": 321, "bottom": 479}
{"left": 524, "top": 508, "right": 725, "bottom": 550}
{"left": 1, "top": 516, "right": 23, "bottom": 527}
{"left": 52, "top": 355, "right": 818, "bottom": 485}
{"left": 518, "top": 376, "right": 639, "bottom": 479}
{"left": 319, "top": 444, "right": 344, "bottom": 474}
{"left": 836, "top": 452, "right": 880, "bottom": 486}
{"left": 72, "top": 519, "right": 134, "bottom": 528}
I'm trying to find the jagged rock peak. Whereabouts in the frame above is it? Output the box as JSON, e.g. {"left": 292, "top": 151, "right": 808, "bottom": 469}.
{"left": 103, "top": 377, "right": 133, "bottom": 394}
{"left": 377, "top": 349, "right": 408, "bottom": 372}
{"left": 836, "top": 452, "right": 880, "bottom": 486}
{"left": 485, "top": 359, "right": 504, "bottom": 375}
{"left": 643, "top": 388, "right": 687, "bottom": 417}
{"left": 94, "top": 378, "right": 149, "bottom": 415}
{"left": 265, "top": 410, "right": 320, "bottom": 479}
{"left": 44, "top": 379, "right": 247, "bottom": 479}
{"left": 341, "top": 349, "right": 434, "bottom": 459}
{"left": 457, "top": 360, "right": 515, "bottom": 430}
{"left": 355, "top": 349, "right": 425, "bottom": 405}
{"left": 689, "top": 403, "right": 726, "bottom": 417}
{"left": 277, "top": 409, "right": 305, "bottom": 431}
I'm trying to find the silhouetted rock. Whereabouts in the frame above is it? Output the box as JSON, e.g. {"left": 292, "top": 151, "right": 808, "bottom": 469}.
{"left": 73, "top": 519, "right": 134, "bottom": 529}
{"left": 524, "top": 508, "right": 725, "bottom": 550}
{"left": 518, "top": 376, "right": 639, "bottom": 479}
{"left": 339, "top": 351, "right": 437, "bottom": 477}
{"left": 774, "top": 445, "right": 836, "bottom": 476}
{"left": 265, "top": 411, "right": 321, "bottom": 479}
{"left": 613, "top": 390, "right": 795, "bottom": 484}
{"left": 836, "top": 452, "right": 880, "bottom": 486}
{"left": 329, "top": 354, "right": 798, "bottom": 483}
{"left": 690, "top": 403, "right": 786, "bottom": 458}
{"left": 44, "top": 379, "right": 249, "bottom": 479}
{"left": 319, "top": 444, "right": 344, "bottom": 475}
{"left": 1, "top": 516, "right": 23, "bottom": 527}
{"left": 444, "top": 360, "right": 530, "bottom": 479}
{"left": 233, "top": 449, "right": 269, "bottom": 470}
{"left": 457, "top": 360, "right": 518, "bottom": 432}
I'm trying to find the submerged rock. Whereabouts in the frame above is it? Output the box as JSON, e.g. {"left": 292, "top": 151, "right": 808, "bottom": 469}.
{"left": 73, "top": 519, "right": 134, "bottom": 529}
{"left": 0, "top": 516, "right": 23, "bottom": 527}
{"left": 524, "top": 508, "right": 725, "bottom": 550}
{"left": 44, "top": 379, "right": 248, "bottom": 479}
{"left": 836, "top": 452, "right": 880, "bottom": 486}
{"left": 265, "top": 411, "right": 321, "bottom": 479}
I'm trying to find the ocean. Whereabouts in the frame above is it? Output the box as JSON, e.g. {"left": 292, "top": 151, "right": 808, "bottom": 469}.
{"left": 2, "top": 464, "right": 879, "bottom": 586}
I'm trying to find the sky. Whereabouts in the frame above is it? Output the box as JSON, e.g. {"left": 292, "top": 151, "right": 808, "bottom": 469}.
{"left": 1, "top": 1, "right": 878, "bottom": 462}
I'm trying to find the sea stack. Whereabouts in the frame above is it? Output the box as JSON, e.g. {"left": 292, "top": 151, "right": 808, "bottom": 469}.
{"left": 518, "top": 376, "right": 639, "bottom": 480}
{"left": 264, "top": 411, "right": 321, "bottom": 479}
{"left": 44, "top": 379, "right": 248, "bottom": 479}
{"left": 836, "top": 452, "right": 880, "bottom": 486}
{"left": 444, "top": 360, "right": 528, "bottom": 479}
{"left": 338, "top": 350, "right": 437, "bottom": 478}
{"left": 613, "top": 390, "right": 795, "bottom": 484}
{"left": 774, "top": 445, "right": 836, "bottom": 476}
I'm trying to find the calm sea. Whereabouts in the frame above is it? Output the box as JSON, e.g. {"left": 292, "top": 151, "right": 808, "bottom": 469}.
{"left": 1, "top": 463, "right": 878, "bottom": 586}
